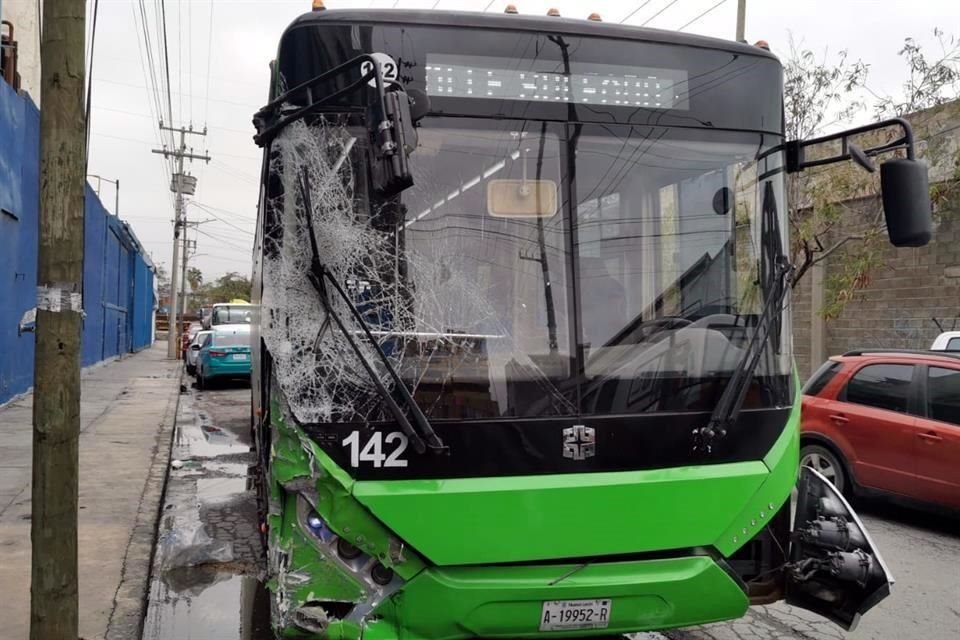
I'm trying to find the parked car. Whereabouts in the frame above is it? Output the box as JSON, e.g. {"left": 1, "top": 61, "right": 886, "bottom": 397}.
{"left": 930, "top": 331, "right": 960, "bottom": 352}
{"left": 181, "top": 321, "right": 204, "bottom": 359}
{"left": 185, "top": 330, "right": 213, "bottom": 376}
{"left": 196, "top": 325, "right": 252, "bottom": 389}
{"left": 801, "top": 349, "right": 960, "bottom": 511}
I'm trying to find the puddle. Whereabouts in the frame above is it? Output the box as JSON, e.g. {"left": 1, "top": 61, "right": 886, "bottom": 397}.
{"left": 142, "top": 569, "right": 273, "bottom": 640}
{"left": 175, "top": 412, "right": 249, "bottom": 459}
{"left": 197, "top": 474, "right": 249, "bottom": 501}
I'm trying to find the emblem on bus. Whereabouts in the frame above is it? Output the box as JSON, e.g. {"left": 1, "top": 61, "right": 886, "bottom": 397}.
{"left": 562, "top": 425, "right": 596, "bottom": 460}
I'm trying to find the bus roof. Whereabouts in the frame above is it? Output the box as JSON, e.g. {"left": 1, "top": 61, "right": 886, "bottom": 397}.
{"left": 285, "top": 9, "right": 779, "bottom": 62}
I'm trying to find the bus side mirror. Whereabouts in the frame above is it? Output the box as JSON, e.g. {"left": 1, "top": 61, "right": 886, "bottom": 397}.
{"left": 880, "top": 158, "right": 932, "bottom": 247}
{"left": 368, "top": 88, "right": 418, "bottom": 199}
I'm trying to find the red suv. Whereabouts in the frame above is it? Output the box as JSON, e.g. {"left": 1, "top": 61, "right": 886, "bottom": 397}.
{"left": 801, "top": 349, "right": 960, "bottom": 511}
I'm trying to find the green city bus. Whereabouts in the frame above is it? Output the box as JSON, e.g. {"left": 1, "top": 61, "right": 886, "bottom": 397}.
{"left": 249, "top": 6, "right": 932, "bottom": 638}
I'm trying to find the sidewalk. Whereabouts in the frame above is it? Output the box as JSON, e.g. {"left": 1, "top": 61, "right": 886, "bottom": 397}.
{"left": 0, "top": 343, "right": 182, "bottom": 640}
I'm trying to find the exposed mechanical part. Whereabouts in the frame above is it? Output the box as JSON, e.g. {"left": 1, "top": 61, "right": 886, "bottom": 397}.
{"left": 338, "top": 538, "right": 363, "bottom": 560}
{"left": 371, "top": 563, "right": 395, "bottom": 586}
{"left": 292, "top": 603, "right": 330, "bottom": 634}
{"left": 827, "top": 549, "right": 883, "bottom": 588}
{"left": 795, "top": 516, "right": 868, "bottom": 551}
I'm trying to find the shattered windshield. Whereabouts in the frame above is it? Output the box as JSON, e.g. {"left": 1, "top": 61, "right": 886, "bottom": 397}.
{"left": 261, "top": 117, "right": 790, "bottom": 424}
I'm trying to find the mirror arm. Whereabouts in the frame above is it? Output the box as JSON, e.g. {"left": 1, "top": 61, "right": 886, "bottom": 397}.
{"left": 252, "top": 53, "right": 393, "bottom": 147}
{"left": 786, "top": 117, "right": 917, "bottom": 174}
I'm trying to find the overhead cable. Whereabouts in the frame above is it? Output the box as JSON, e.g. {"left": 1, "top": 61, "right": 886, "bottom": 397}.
{"left": 678, "top": 0, "right": 730, "bottom": 31}
{"left": 619, "top": 1, "right": 655, "bottom": 24}
{"left": 641, "top": 0, "right": 682, "bottom": 27}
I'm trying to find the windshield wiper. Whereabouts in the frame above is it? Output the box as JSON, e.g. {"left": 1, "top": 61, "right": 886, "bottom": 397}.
{"left": 694, "top": 182, "right": 793, "bottom": 453}
{"left": 296, "top": 168, "right": 447, "bottom": 456}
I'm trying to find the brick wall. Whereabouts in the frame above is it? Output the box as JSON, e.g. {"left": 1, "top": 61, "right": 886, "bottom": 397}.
{"left": 791, "top": 266, "right": 814, "bottom": 379}
{"left": 825, "top": 212, "right": 960, "bottom": 356}
{"left": 792, "top": 206, "right": 960, "bottom": 382}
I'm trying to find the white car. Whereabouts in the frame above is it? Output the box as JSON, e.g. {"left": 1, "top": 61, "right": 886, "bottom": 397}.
{"left": 186, "top": 330, "right": 213, "bottom": 376}
{"left": 930, "top": 331, "right": 960, "bottom": 352}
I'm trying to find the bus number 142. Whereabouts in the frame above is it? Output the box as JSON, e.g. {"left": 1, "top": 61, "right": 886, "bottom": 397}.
{"left": 342, "top": 431, "right": 409, "bottom": 468}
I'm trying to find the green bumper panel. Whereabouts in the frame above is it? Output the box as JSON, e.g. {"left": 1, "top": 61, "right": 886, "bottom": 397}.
{"left": 364, "top": 556, "right": 748, "bottom": 640}
{"left": 353, "top": 463, "right": 768, "bottom": 565}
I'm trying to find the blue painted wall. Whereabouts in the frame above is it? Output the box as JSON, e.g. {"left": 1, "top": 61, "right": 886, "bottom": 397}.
{"left": 0, "top": 81, "right": 156, "bottom": 405}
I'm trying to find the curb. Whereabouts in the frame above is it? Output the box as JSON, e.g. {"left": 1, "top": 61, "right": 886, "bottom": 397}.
{"left": 103, "top": 364, "right": 184, "bottom": 640}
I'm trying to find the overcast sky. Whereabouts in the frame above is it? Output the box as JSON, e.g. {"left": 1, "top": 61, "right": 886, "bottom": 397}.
{"left": 84, "top": 0, "right": 959, "bottom": 280}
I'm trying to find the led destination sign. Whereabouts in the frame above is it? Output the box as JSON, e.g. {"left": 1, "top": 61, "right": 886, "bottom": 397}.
{"left": 426, "top": 54, "right": 689, "bottom": 109}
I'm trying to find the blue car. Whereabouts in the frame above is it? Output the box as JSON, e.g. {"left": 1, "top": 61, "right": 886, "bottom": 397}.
{"left": 196, "top": 325, "right": 252, "bottom": 389}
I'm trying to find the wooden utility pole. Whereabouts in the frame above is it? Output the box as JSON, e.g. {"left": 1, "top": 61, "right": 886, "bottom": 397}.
{"left": 31, "top": 1, "right": 86, "bottom": 639}
{"left": 152, "top": 124, "right": 210, "bottom": 358}
{"left": 736, "top": 0, "right": 746, "bottom": 41}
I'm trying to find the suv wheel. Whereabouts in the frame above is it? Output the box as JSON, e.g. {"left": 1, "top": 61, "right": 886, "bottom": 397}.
{"left": 800, "top": 444, "right": 847, "bottom": 494}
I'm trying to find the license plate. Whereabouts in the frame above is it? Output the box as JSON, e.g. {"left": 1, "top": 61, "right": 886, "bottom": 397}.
{"left": 539, "top": 599, "right": 611, "bottom": 631}
{"left": 231, "top": 353, "right": 249, "bottom": 361}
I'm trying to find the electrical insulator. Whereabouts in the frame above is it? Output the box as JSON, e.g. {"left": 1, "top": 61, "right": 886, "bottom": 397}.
{"left": 504, "top": 4, "right": 519, "bottom": 14}
{"left": 547, "top": 8, "right": 561, "bottom": 16}
{"left": 587, "top": 13, "right": 602, "bottom": 21}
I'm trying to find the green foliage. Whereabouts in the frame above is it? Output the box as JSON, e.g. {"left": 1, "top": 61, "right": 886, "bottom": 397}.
{"left": 821, "top": 234, "right": 883, "bottom": 320}
{"left": 188, "top": 271, "right": 252, "bottom": 306}
{"left": 186, "top": 266, "right": 203, "bottom": 292}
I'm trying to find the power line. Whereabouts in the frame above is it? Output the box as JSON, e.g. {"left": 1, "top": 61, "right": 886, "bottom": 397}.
{"left": 84, "top": 0, "right": 100, "bottom": 169}
{"left": 619, "top": 1, "right": 655, "bottom": 24}
{"left": 195, "top": 228, "right": 250, "bottom": 252}
{"left": 192, "top": 201, "right": 256, "bottom": 221}
{"left": 641, "top": 0, "right": 682, "bottom": 27}
{"left": 159, "top": 0, "right": 175, "bottom": 127}
{"left": 482, "top": 1, "right": 496, "bottom": 12}
{"left": 177, "top": 0, "right": 183, "bottom": 124}
{"left": 190, "top": 202, "right": 255, "bottom": 236}
{"left": 678, "top": 0, "right": 730, "bottom": 31}
{"left": 188, "top": 0, "right": 193, "bottom": 125}
{"left": 204, "top": 0, "right": 214, "bottom": 126}
{"left": 93, "top": 77, "right": 259, "bottom": 110}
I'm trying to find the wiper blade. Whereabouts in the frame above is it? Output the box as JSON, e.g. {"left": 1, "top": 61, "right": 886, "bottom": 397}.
{"left": 694, "top": 256, "right": 792, "bottom": 453}
{"left": 296, "top": 168, "right": 447, "bottom": 456}
{"left": 695, "top": 178, "right": 792, "bottom": 453}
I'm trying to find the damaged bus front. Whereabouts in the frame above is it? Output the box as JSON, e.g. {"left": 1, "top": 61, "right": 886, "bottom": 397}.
{"left": 249, "top": 8, "right": 932, "bottom": 639}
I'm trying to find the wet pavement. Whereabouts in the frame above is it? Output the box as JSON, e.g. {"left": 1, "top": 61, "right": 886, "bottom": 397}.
{"left": 142, "top": 378, "right": 275, "bottom": 640}
{"left": 143, "top": 379, "right": 960, "bottom": 640}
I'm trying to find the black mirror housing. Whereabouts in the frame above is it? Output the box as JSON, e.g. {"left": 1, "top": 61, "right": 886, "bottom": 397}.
{"left": 368, "top": 88, "right": 416, "bottom": 199}
{"left": 880, "top": 158, "right": 932, "bottom": 247}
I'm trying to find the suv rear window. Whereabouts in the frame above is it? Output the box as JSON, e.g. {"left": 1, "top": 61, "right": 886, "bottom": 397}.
{"left": 843, "top": 363, "right": 914, "bottom": 413}
{"left": 803, "top": 360, "right": 843, "bottom": 397}
{"left": 946, "top": 338, "right": 960, "bottom": 352}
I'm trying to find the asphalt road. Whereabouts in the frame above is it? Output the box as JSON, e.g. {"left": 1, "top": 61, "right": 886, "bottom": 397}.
{"left": 144, "top": 384, "right": 960, "bottom": 640}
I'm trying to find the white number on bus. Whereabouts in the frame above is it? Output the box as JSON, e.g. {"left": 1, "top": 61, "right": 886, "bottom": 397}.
{"left": 343, "top": 431, "right": 409, "bottom": 468}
